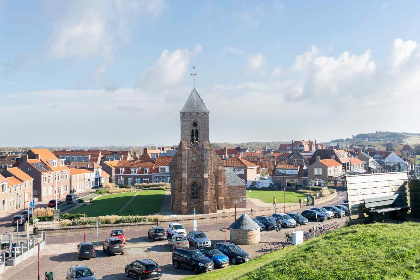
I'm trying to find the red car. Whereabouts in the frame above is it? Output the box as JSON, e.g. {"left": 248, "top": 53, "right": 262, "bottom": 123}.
{"left": 47, "top": 199, "right": 62, "bottom": 208}
{"left": 110, "top": 229, "right": 126, "bottom": 244}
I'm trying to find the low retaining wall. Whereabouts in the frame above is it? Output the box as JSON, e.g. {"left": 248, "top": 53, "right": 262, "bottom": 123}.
{"left": 4, "top": 240, "right": 45, "bottom": 268}
{"left": 38, "top": 192, "right": 340, "bottom": 234}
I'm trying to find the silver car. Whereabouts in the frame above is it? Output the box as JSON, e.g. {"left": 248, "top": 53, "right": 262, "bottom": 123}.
{"left": 187, "top": 231, "right": 211, "bottom": 248}
{"left": 168, "top": 234, "right": 189, "bottom": 250}
{"left": 272, "top": 213, "right": 297, "bottom": 228}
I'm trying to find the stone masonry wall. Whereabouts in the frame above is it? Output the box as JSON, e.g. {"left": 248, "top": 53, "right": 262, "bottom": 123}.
{"left": 230, "top": 229, "right": 260, "bottom": 245}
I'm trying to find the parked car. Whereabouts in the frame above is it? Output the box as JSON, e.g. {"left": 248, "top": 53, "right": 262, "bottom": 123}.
{"left": 168, "top": 234, "right": 189, "bottom": 250}
{"left": 295, "top": 185, "right": 305, "bottom": 190}
{"left": 148, "top": 227, "right": 167, "bottom": 241}
{"left": 12, "top": 215, "right": 25, "bottom": 226}
{"left": 167, "top": 223, "right": 186, "bottom": 237}
{"left": 334, "top": 205, "right": 350, "bottom": 216}
{"left": 103, "top": 237, "right": 124, "bottom": 255}
{"left": 125, "top": 259, "right": 162, "bottom": 280}
{"left": 199, "top": 247, "right": 229, "bottom": 268}
{"left": 287, "top": 212, "right": 308, "bottom": 225}
{"left": 187, "top": 231, "right": 211, "bottom": 248}
{"left": 66, "top": 194, "right": 79, "bottom": 203}
{"left": 110, "top": 229, "right": 126, "bottom": 243}
{"left": 48, "top": 199, "right": 62, "bottom": 208}
{"left": 301, "top": 209, "right": 327, "bottom": 222}
{"left": 310, "top": 207, "right": 333, "bottom": 219}
{"left": 255, "top": 216, "right": 276, "bottom": 230}
{"left": 77, "top": 242, "right": 96, "bottom": 260}
{"left": 20, "top": 210, "right": 33, "bottom": 219}
{"left": 214, "top": 243, "right": 250, "bottom": 265}
{"left": 272, "top": 213, "right": 297, "bottom": 228}
{"left": 252, "top": 218, "right": 265, "bottom": 231}
{"left": 172, "top": 248, "right": 213, "bottom": 274}
{"left": 66, "top": 265, "right": 97, "bottom": 280}
{"left": 323, "top": 206, "right": 345, "bottom": 218}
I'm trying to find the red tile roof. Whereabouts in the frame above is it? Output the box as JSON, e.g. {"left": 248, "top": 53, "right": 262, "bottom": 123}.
{"left": 69, "top": 168, "right": 92, "bottom": 175}
{"left": 222, "top": 157, "right": 258, "bottom": 168}
{"left": 154, "top": 156, "right": 173, "bottom": 167}
{"left": 320, "top": 159, "right": 342, "bottom": 167}
{"left": 30, "top": 149, "right": 58, "bottom": 160}
{"left": 7, "top": 167, "right": 33, "bottom": 181}
{"left": 6, "top": 176, "right": 22, "bottom": 186}
{"left": 350, "top": 158, "right": 363, "bottom": 165}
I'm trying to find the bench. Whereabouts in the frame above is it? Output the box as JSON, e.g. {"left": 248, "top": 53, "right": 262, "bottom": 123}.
{"left": 363, "top": 194, "right": 410, "bottom": 223}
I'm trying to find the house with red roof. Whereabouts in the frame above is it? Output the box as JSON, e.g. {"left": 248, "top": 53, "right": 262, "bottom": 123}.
{"left": 222, "top": 157, "right": 258, "bottom": 187}
{"left": 308, "top": 156, "right": 344, "bottom": 186}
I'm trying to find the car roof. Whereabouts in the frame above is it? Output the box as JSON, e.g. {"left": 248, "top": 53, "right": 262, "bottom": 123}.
{"left": 14, "top": 214, "right": 23, "bottom": 217}
{"left": 138, "top": 259, "right": 157, "bottom": 265}
{"left": 152, "top": 226, "right": 164, "bottom": 230}
{"left": 73, "top": 265, "right": 91, "bottom": 270}
{"left": 79, "top": 242, "right": 93, "bottom": 246}
{"left": 189, "top": 230, "right": 204, "bottom": 234}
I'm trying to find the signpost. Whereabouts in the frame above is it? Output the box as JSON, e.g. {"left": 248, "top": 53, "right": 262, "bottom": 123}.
{"left": 53, "top": 209, "right": 60, "bottom": 222}
{"left": 96, "top": 221, "right": 99, "bottom": 246}
{"left": 192, "top": 208, "right": 197, "bottom": 231}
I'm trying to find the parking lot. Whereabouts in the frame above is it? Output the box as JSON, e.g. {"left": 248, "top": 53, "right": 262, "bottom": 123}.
{"left": 2, "top": 214, "right": 348, "bottom": 280}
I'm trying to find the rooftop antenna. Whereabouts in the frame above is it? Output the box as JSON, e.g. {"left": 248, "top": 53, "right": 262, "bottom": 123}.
{"left": 191, "top": 66, "right": 197, "bottom": 88}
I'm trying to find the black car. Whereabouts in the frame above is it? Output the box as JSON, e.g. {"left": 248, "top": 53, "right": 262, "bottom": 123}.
{"left": 252, "top": 218, "right": 265, "bottom": 231}
{"left": 214, "top": 243, "right": 250, "bottom": 265}
{"left": 301, "top": 210, "right": 327, "bottom": 222}
{"left": 66, "top": 194, "right": 78, "bottom": 203}
{"left": 125, "top": 259, "right": 162, "bottom": 279}
{"left": 21, "top": 210, "right": 33, "bottom": 220}
{"left": 77, "top": 242, "right": 96, "bottom": 260}
{"left": 148, "top": 227, "right": 167, "bottom": 241}
{"left": 66, "top": 265, "right": 97, "bottom": 280}
{"left": 287, "top": 212, "right": 308, "bottom": 225}
{"left": 12, "top": 215, "right": 25, "bottom": 226}
{"left": 334, "top": 205, "right": 350, "bottom": 216}
{"left": 103, "top": 237, "right": 124, "bottom": 255}
{"left": 172, "top": 248, "right": 213, "bottom": 274}
{"left": 255, "top": 216, "right": 276, "bottom": 230}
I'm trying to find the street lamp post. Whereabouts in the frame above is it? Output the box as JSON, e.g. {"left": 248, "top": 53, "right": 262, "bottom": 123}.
{"left": 234, "top": 201, "right": 237, "bottom": 221}
{"left": 84, "top": 213, "right": 86, "bottom": 242}
{"left": 283, "top": 186, "right": 286, "bottom": 213}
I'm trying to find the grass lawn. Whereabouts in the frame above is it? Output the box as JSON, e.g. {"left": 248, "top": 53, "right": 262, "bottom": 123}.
{"left": 246, "top": 190, "right": 306, "bottom": 203}
{"left": 69, "top": 192, "right": 136, "bottom": 217}
{"left": 186, "top": 222, "right": 420, "bottom": 280}
{"left": 119, "top": 190, "right": 165, "bottom": 216}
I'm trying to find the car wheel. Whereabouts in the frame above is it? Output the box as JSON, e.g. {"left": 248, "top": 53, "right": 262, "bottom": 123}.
{"left": 121, "top": 250, "right": 124, "bottom": 255}
{"left": 125, "top": 269, "right": 130, "bottom": 277}
{"left": 194, "top": 265, "right": 201, "bottom": 274}
{"left": 107, "top": 250, "right": 111, "bottom": 256}
{"left": 103, "top": 246, "right": 106, "bottom": 252}
{"left": 137, "top": 273, "right": 143, "bottom": 280}
{"left": 148, "top": 233, "right": 151, "bottom": 239}
{"left": 173, "top": 260, "right": 179, "bottom": 269}
{"left": 213, "top": 260, "right": 218, "bottom": 268}
{"left": 231, "top": 257, "right": 237, "bottom": 265}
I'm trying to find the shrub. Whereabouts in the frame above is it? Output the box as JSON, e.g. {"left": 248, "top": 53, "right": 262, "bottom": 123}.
{"left": 61, "top": 213, "right": 84, "bottom": 220}
{"left": 34, "top": 208, "right": 54, "bottom": 217}
{"left": 34, "top": 215, "right": 53, "bottom": 222}
{"left": 115, "top": 216, "right": 149, "bottom": 224}
{"left": 95, "top": 188, "right": 110, "bottom": 194}
{"left": 320, "top": 187, "right": 331, "bottom": 197}
{"left": 109, "top": 188, "right": 136, "bottom": 193}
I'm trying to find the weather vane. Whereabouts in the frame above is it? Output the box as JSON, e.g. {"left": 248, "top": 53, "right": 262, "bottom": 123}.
{"left": 191, "top": 66, "right": 197, "bottom": 87}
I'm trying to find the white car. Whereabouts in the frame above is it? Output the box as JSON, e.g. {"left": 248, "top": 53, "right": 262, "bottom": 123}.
{"left": 167, "top": 222, "right": 186, "bottom": 237}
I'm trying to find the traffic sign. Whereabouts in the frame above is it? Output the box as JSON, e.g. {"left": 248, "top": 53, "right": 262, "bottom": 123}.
{"left": 30, "top": 201, "right": 35, "bottom": 208}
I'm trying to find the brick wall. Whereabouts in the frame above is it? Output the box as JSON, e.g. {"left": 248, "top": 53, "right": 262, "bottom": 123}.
{"left": 230, "top": 229, "right": 260, "bottom": 245}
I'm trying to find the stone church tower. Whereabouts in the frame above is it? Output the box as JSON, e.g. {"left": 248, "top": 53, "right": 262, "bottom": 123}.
{"left": 170, "top": 88, "right": 246, "bottom": 214}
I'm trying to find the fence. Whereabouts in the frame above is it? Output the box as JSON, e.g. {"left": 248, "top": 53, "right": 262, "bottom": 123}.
{"left": 0, "top": 231, "right": 46, "bottom": 273}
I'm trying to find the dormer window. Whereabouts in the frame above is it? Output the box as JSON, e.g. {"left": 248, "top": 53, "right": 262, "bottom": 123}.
{"left": 52, "top": 160, "right": 57, "bottom": 167}
{"left": 131, "top": 168, "right": 137, "bottom": 174}
{"left": 144, "top": 168, "right": 148, "bottom": 174}
{"left": 119, "top": 168, "right": 124, "bottom": 174}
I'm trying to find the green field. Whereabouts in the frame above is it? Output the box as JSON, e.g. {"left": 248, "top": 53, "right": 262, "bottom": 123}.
{"left": 186, "top": 222, "right": 420, "bottom": 280}
{"left": 119, "top": 190, "right": 165, "bottom": 216}
{"left": 246, "top": 190, "right": 306, "bottom": 203}
{"left": 69, "top": 190, "right": 165, "bottom": 217}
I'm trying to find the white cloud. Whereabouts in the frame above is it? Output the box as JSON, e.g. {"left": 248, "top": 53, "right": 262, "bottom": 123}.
{"left": 247, "top": 53, "right": 266, "bottom": 71}
{"left": 2, "top": 39, "right": 419, "bottom": 146}
{"left": 49, "top": 0, "right": 165, "bottom": 78}
{"left": 234, "top": 5, "right": 265, "bottom": 26}
{"left": 381, "top": 2, "right": 389, "bottom": 10}
{"left": 140, "top": 44, "right": 202, "bottom": 91}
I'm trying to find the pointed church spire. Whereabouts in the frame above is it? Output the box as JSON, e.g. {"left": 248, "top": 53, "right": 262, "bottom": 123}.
{"left": 181, "top": 88, "right": 209, "bottom": 113}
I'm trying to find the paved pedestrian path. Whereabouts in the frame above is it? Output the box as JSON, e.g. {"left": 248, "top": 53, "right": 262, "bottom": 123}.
{"left": 118, "top": 191, "right": 139, "bottom": 212}
{"left": 158, "top": 191, "right": 172, "bottom": 215}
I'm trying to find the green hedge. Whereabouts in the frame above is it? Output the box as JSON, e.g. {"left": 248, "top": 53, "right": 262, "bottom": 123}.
{"left": 95, "top": 188, "right": 110, "bottom": 194}
{"left": 61, "top": 213, "right": 84, "bottom": 220}
{"left": 61, "top": 215, "right": 151, "bottom": 226}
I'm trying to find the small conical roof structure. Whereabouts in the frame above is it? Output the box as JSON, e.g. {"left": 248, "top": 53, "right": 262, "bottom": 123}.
{"left": 181, "top": 88, "right": 209, "bottom": 113}
{"left": 229, "top": 213, "right": 260, "bottom": 230}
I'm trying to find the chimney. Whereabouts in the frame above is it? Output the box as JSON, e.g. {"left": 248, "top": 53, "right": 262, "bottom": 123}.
{"left": 316, "top": 156, "right": 320, "bottom": 162}
{"left": 143, "top": 147, "right": 148, "bottom": 155}
{"left": 23, "top": 154, "right": 28, "bottom": 162}
{"left": 292, "top": 140, "right": 294, "bottom": 151}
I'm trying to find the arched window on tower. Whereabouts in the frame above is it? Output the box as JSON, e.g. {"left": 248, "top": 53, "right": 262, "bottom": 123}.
{"left": 191, "top": 183, "right": 199, "bottom": 200}
{"left": 191, "top": 122, "right": 199, "bottom": 144}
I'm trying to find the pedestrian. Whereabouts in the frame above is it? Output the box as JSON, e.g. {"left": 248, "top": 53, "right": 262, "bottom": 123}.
{"left": 276, "top": 217, "right": 281, "bottom": 232}
{"left": 273, "top": 196, "right": 277, "bottom": 207}
{"left": 306, "top": 195, "right": 310, "bottom": 205}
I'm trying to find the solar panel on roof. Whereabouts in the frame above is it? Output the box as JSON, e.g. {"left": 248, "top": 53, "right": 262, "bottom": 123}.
{"left": 32, "top": 163, "right": 47, "bottom": 172}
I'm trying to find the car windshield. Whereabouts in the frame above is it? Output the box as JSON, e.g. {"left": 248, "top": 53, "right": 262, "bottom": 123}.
{"left": 75, "top": 268, "right": 93, "bottom": 278}
{"left": 13, "top": 216, "right": 22, "bottom": 220}
{"left": 319, "top": 208, "right": 328, "bottom": 213}
{"left": 173, "top": 225, "right": 184, "bottom": 230}
{"left": 145, "top": 264, "right": 157, "bottom": 270}
{"left": 49, "top": 200, "right": 55, "bottom": 203}
{"left": 283, "top": 214, "right": 292, "bottom": 219}
{"left": 112, "top": 230, "right": 123, "bottom": 235}
{"left": 175, "top": 236, "right": 185, "bottom": 241}
{"left": 154, "top": 228, "right": 164, "bottom": 233}
{"left": 209, "top": 249, "right": 222, "bottom": 256}
{"left": 195, "top": 232, "right": 206, "bottom": 238}
{"left": 191, "top": 251, "right": 205, "bottom": 259}
{"left": 229, "top": 245, "right": 243, "bottom": 252}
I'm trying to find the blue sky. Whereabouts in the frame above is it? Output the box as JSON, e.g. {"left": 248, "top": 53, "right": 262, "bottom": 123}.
{"left": 1, "top": 0, "right": 419, "bottom": 147}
